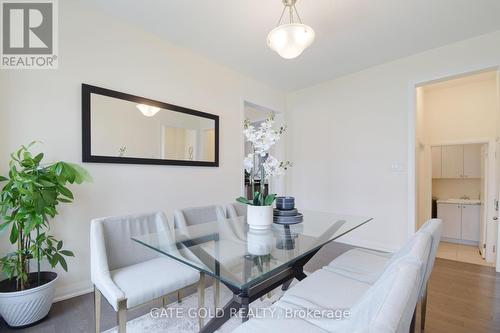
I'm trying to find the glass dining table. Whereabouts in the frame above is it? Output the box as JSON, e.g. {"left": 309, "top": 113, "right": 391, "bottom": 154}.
{"left": 132, "top": 210, "right": 372, "bottom": 333}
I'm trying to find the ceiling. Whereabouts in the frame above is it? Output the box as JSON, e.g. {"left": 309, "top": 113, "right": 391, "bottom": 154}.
{"left": 88, "top": 0, "right": 500, "bottom": 91}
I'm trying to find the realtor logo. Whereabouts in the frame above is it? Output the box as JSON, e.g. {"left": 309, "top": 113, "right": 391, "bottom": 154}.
{"left": 1, "top": 0, "right": 58, "bottom": 69}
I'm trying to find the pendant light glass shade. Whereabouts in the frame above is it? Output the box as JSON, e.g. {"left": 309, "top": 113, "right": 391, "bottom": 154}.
{"left": 136, "top": 104, "right": 160, "bottom": 117}
{"left": 267, "top": 23, "right": 315, "bottom": 59}
{"left": 267, "top": 0, "right": 314, "bottom": 59}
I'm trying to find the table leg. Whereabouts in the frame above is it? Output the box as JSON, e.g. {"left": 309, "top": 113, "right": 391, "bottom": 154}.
{"left": 200, "top": 299, "right": 240, "bottom": 333}
{"left": 295, "top": 269, "right": 307, "bottom": 281}
{"left": 214, "top": 262, "right": 221, "bottom": 309}
{"left": 281, "top": 278, "right": 293, "bottom": 291}
{"left": 240, "top": 296, "right": 250, "bottom": 323}
{"left": 198, "top": 272, "right": 205, "bottom": 330}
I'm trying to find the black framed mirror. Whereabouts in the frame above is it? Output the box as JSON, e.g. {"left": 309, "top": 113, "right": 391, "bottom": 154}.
{"left": 82, "top": 84, "right": 219, "bottom": 167}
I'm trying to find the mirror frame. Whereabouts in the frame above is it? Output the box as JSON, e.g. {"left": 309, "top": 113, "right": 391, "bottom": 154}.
{"left": 82, "top": 84, "right": 219, "bottom": 167}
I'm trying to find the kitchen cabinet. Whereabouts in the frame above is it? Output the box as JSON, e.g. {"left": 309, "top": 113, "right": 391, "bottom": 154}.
{"left": 437, "top": 202, "right": 480, "bottom": 243}
{"left": 431, "top": 146, "right": 442, "bottom": 178}
{"left": 463, "top": 144, "right": 482, "bottom": 178}
{"left": 438, "top": 203, "right": 462, "bottom": 239}
{"left": 461, "top": 204, "right": 480, "bottom": 241}
{"left": 442, "top": 145, "right": 463, "bottom": 178}
{"left": 432, "top": 144, "right": 482, "bottom": 179}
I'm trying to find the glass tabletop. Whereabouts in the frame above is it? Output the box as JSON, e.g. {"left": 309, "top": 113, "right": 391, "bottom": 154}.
{"left": 131, "top": 210, "right": 372, "bottom": 290}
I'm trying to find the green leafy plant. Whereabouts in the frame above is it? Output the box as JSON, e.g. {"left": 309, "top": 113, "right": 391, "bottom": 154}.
{"left": 236, "top": 192, "right": 276, "bottom": 206}
{"left": 0, "top": 143, "right": 91, "bottom": 291}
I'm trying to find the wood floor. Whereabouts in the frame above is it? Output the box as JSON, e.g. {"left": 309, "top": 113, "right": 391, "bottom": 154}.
{"left": 1, "top": 242, "right": 499, "bottom": 333}
{"left": 424, "top": 258, "right": 500, "bottom": 332}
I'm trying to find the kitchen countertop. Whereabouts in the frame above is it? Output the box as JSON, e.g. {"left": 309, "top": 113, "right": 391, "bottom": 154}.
{"left": 436, "top": 199, "right": 481, "bottom": 205}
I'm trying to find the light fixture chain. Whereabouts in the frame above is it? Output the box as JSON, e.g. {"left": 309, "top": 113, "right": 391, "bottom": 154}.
{"left": 293, "top": 4, "right": 303, "bottom": 24}
{"left": 276, "top": 5, "right": 287, "bottom": 26}
{"left": 276, "top": 1, "right": 303, "bottom": 27}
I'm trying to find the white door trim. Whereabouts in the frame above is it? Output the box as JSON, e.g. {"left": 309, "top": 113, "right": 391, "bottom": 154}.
{"left": 429, "top": 140, "right": 493, "bottom": 260}
{"left": 240, "top": 99, "right": 285, "bottom": 197}
{"left": 407, "top": 65, "right": 500, "bottom": 270}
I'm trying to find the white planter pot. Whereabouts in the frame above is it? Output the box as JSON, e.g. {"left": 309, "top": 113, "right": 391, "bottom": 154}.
{"left": 247, "top": 205, "right": 273, "bottom": 229}
{"left": 247, "top": 229, "right": 273, "bottom": 255}
{"left": 0, "top": 272, "right": 58, "bottom": 327}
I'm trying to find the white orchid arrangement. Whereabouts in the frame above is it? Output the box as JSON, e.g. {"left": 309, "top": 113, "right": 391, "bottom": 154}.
{"left": 237, "top": 115, "right": 292, "bottom": 206}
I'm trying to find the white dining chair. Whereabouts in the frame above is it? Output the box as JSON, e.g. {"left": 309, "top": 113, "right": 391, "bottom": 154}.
{"left": 173, "top": 205, "right": 226, "bottom": 313}
{"left": 232, "top": 249, "right": 427, "bottom": 333}
{"left": 326, "top": 218, "right": 442, "bottom": 330}
{"left": 174, "top": 205, "right": 226, "bottom": 236}
{"left": 226, "top": 202, "right": 247, "bottom": 219}
{"left": 225, "top": 203, "right": 247, "bottom": 240}
{"left": 90, "top": 211, "right": 201, "bottom": 333}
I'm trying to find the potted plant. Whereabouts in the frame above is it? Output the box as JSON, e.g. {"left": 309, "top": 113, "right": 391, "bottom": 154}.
{"left": 236, "top": 115, "right": 292, "bottom": 229}
{"left": 0, "top": 143, "right": 90, "bottom": 327}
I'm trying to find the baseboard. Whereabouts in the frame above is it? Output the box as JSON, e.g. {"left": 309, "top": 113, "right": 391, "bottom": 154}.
{"left": 335, "top": 237, "right": 399, "bottom": 253}
{"left": 54, "top": 280, "right": 93, "bottom": 303}
{"left": 441, "top": 237, "right": 479, "bottom": 246}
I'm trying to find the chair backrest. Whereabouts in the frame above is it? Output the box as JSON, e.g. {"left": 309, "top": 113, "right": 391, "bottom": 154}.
{"left": 417, "top": 218, "right": 442, "bottom": 289}
{"left": 344, "top": 233, "right": 430, "bottom": 333}
{"left": 173, "top": 205, "right": 226, "bottom": 235}
{"left": 352, "top": 257, "right": 423, "bottom": 333}
{"left": 383, "top": 231, "right": 431, "bottom": 296}
{"left": 225, "top": 203, "right": 248, "bottom": 240}
{"left": 304, "top": 232, "right": 430, "bottom": 333}
{"left": 90, "top": 211, "right": 169, "bottom": 271}
{"left": 226, "top": 202, "right": 247, "bottom": 219}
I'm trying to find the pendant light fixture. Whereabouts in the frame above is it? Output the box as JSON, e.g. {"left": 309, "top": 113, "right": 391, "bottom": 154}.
{"left": 136, "top": 104, "right": 160, "bottom": 117}
{"left": 267, "top": 0, "right": 315, "bottom": 59}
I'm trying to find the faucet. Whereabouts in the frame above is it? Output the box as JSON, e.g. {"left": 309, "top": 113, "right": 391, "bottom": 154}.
{"left": 460, "top": 195, "right": 470, "bottom": 200}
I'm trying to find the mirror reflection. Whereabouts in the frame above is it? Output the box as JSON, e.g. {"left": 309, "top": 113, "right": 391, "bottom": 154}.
{"left": 88, "top": 92, "right": 217, "bottom": 164}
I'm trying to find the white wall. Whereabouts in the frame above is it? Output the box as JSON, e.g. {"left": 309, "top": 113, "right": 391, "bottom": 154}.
{"left": 432, "top": 179, "right": 481, "bottom": 199}
{"left": 424, "top": 76, "right": 498, "bottom": 144}
{"left": 0, "top": 0, "right": 285, "bottom": 300}
{"left": 0, "top": 76, "right": 6, "bottom": 171}
{"left": 286, "top": 30, "right": 500, "bottom": 252}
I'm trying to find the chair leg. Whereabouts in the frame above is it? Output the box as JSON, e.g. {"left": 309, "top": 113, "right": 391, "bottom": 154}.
{"left": 214, "top": 279, "right": 220, "bottom": 309}
{"left": 94, "top": 287, "right": 101, "bottom": 333}
{"left": 118, "top": 300, "right": 127, "bottom": 333}
{"left": 421, "top": 286, "right": 428, "bottom": 330}
{"left": 410, "top": 307, "right": 416, "bottom": 333}
{"left": 198, "top": 272, "right": 206, "bottom": 329}
{"left": 162, "top": 295, "right": 169, "bottom": 308}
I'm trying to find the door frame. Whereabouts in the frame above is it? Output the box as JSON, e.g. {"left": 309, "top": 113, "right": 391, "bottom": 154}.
{"left": 407, "top": 65, "right": 500, "bottom": 270}
{"left": 427, "top": 139, "right": 493, "bottom": 260}
{"left": 240, "top": 100, "right": 285, "bottom": 197}
{"left": 480, "top": 144, "right": 488, "bottom": 258}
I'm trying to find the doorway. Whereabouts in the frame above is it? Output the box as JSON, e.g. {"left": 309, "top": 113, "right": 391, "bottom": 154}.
{"left": 242, "top": 101, "right": 285, "bottom": 197}
{"left": 415, "top": 69, "right": 499, "bottom": 267}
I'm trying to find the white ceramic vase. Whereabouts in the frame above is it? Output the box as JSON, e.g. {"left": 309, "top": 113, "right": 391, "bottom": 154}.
{"left": 0, "top": 272, "right": 58, "bottom": 327}
{"left": 247, "top": 229, "right": 273, "bottom": 255}
{"left": 247, "top": 205, "right": 273, "bottom": 229}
